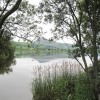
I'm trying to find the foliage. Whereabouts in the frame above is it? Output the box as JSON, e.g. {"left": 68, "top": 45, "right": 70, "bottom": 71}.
{"left": 0, "top": 37, "right": 15, "bottom": 60}
{"left": 0, "top": 56, "right": 16, "bottom": 74}
{"left": 0, "top": 37, "right": 16, "bottom": 74}
{"left": 0, "top": 0, "right": 43, "bottom": 41}
{"left": 32, "top": 61, "right": 94, "bottom": 100}
{"left": 37, "top": 0, "right": 100, "bottom": 99}
{"left": 74, "top": 73, "right": 94, "bottom": 100}
{"left": 0, "top": 0, "right": 43, "bottom": 74}
{"left": 14, "top": 38, "right": 71, "bottom": 51}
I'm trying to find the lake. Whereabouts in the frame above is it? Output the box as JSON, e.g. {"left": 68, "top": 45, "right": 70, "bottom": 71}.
{"left": 0, "top": 51, "right": 69, "bottom": 100}
{"left": 0, "top": 50, "right": 94, "bottom": 100}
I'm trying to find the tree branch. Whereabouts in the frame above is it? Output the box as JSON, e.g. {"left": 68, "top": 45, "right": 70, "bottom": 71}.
{"left": 0, "top": 0, "right": 22, "bottom": 29}
{"left": 0, "top": 0, "right": 11, "bottom": 17}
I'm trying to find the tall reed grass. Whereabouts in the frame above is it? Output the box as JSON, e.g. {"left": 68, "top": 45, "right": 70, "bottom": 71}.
{"left": 31, "top": 60, "right": 94, "bottom": 100}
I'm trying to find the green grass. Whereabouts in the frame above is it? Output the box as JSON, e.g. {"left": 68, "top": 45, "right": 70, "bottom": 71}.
{"left": 31, "top": 60, "right": 94, "bottom": 100}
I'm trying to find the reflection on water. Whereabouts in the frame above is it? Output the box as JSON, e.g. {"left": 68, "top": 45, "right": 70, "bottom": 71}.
{"left": 15, "top": 50, "right": 68, "bottom": 62}
{"left": 0, "top": 57, "right": 16, "bottom": 74}
{"left": 0, "top": 58, "right": 33, "bottom": 100}
{"left": 0, "top": 51, "right": 68, "bottom": 100}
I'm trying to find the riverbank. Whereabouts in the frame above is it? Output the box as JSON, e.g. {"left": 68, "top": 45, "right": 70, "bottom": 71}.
{"left": 32, "top": 58, "right": 94, "bottom": 100}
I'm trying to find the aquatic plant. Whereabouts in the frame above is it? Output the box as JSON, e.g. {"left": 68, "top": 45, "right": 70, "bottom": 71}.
{"left": 31, "top": 60, "right": 94, "bottom": 100}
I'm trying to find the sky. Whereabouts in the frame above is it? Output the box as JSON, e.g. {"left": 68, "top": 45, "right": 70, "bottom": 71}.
{"left": 22, "top": 0, "right": 74, "bottom": 44}
{"left": 28, "top": 0, "right": 41, "bottom": 6}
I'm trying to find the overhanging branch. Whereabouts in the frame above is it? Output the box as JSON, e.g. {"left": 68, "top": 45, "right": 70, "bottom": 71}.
{"left": 0, "top": 0, "right": 22, "bottom": 29}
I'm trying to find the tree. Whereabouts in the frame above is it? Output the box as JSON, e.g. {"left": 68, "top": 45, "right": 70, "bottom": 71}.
{"left": 0, "top": 0, "right": 22, "bottom": 63}
{"left": 0, "top": 0, "right": 44, "bottom": 72}
{"left": 0, "top": 0, "right": 22, "bottom": 29}
{"left": 0, "top": 0, "right": 43, "bottom": 55}
{"left": 0, "top": 0, "right": 43, "bottom": 41}
{"left": 37, "top": 0, "right": 100, "bottom": 99}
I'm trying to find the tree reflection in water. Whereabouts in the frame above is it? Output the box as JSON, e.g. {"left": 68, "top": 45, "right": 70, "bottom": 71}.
{"left": 0, "top": 57, "right": 16, "bottom": 74}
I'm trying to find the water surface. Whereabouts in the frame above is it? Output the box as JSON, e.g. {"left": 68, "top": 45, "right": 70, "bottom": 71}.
{"left": 0, "top": 51, "right": 93, "bottom": 100}
{"left": 0, "top": 58, "right": 35, "bottom": 100}
{"left": 0, "top": 51, "right": 68, "bottom": 100}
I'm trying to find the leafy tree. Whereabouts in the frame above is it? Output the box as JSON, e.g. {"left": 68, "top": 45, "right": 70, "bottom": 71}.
{"left": 0, "top": 0, "right": 42, "bottom": 41}
{"left": 0, "top": 0, "right": 43, "bottom": 73}
{"left": 37, "top": 0, "right": 100, "bottom": 99}
{"left": 0, "top": 0, "right": 43, "bottom": 56}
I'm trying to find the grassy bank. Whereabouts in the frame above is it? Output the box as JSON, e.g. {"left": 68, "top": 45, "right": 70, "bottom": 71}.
{"left": 32, "top": 61, "right": 94, "bottom": 100}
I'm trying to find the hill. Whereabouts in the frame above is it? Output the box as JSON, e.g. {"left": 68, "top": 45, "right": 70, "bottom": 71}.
{"left": 14, "top": 37, "right": 72, "bottom": 51}
{"left": 33, "top": 37, "right": 72, "bottom": 50}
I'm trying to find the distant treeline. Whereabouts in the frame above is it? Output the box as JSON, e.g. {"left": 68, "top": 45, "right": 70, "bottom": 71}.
{"left": 14, "top": 41, "right": 69, "bottom": 51}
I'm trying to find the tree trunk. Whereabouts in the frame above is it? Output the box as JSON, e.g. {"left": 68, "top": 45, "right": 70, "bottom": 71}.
{"left": 93, "top": 89, "right": 100, "bottom": 100}
{"left": 0, "top": 0, "right": 22, "bottom": 29}
{"left": 94, "top": 90, "right": 98, "bottom": 100}
{"left": 98, "top": 94, "right": 100, "bottom": 100}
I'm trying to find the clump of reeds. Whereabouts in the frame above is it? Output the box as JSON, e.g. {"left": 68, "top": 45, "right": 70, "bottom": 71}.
{"left": 31, "top": 60, "right": 94, "bottom": 100}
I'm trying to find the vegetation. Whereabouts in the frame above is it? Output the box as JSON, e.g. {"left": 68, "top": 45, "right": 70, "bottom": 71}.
{"left": 0, "top": 37, "right": 16, "bottom": 74}
{"left": 0, "top": 54, "right": 16, "bottom": 74}
{"left": 0, "top": 0, "right": 100, "bottom": 99}
{"left": 0, "top": 0, "right": 22, "bottom": 61}
{"left": 0, "top": 37, "right": 15, "bottom": 62}
{"left": 0, "top": 0, "right": 42, "bottom": 63}
{"left": 32, "top": 61, "right": 94, "bottom": 100}
{"left": 14, "top": 37, "right": 71, "bottom": 51}
{"left": 0, "top": 0, "right": 41, "bottom": 74}
{"left": 37, "top": 0, "right": 100, "bottom": 99}
{"left": 0, "top": 0, "right": 41, "bottom": 41}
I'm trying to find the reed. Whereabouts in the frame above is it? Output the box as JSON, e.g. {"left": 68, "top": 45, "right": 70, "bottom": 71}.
{"left": 31, "top": 60, "right": 94, "bottom": 100}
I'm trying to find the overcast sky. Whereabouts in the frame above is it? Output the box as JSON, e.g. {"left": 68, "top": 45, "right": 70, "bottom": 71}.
{"left": 27, "top": 0, "right": 73, "bottom": 44}
{"left": 28, "top": 0, "right": 41, "bottom": 6}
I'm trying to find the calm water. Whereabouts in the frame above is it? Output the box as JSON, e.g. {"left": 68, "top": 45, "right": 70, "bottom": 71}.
{"left": 0, "top": 51, "right": 68, "bottom": 100}
{"left": 0, "top": 50, "right": 94, "bottom": 100}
